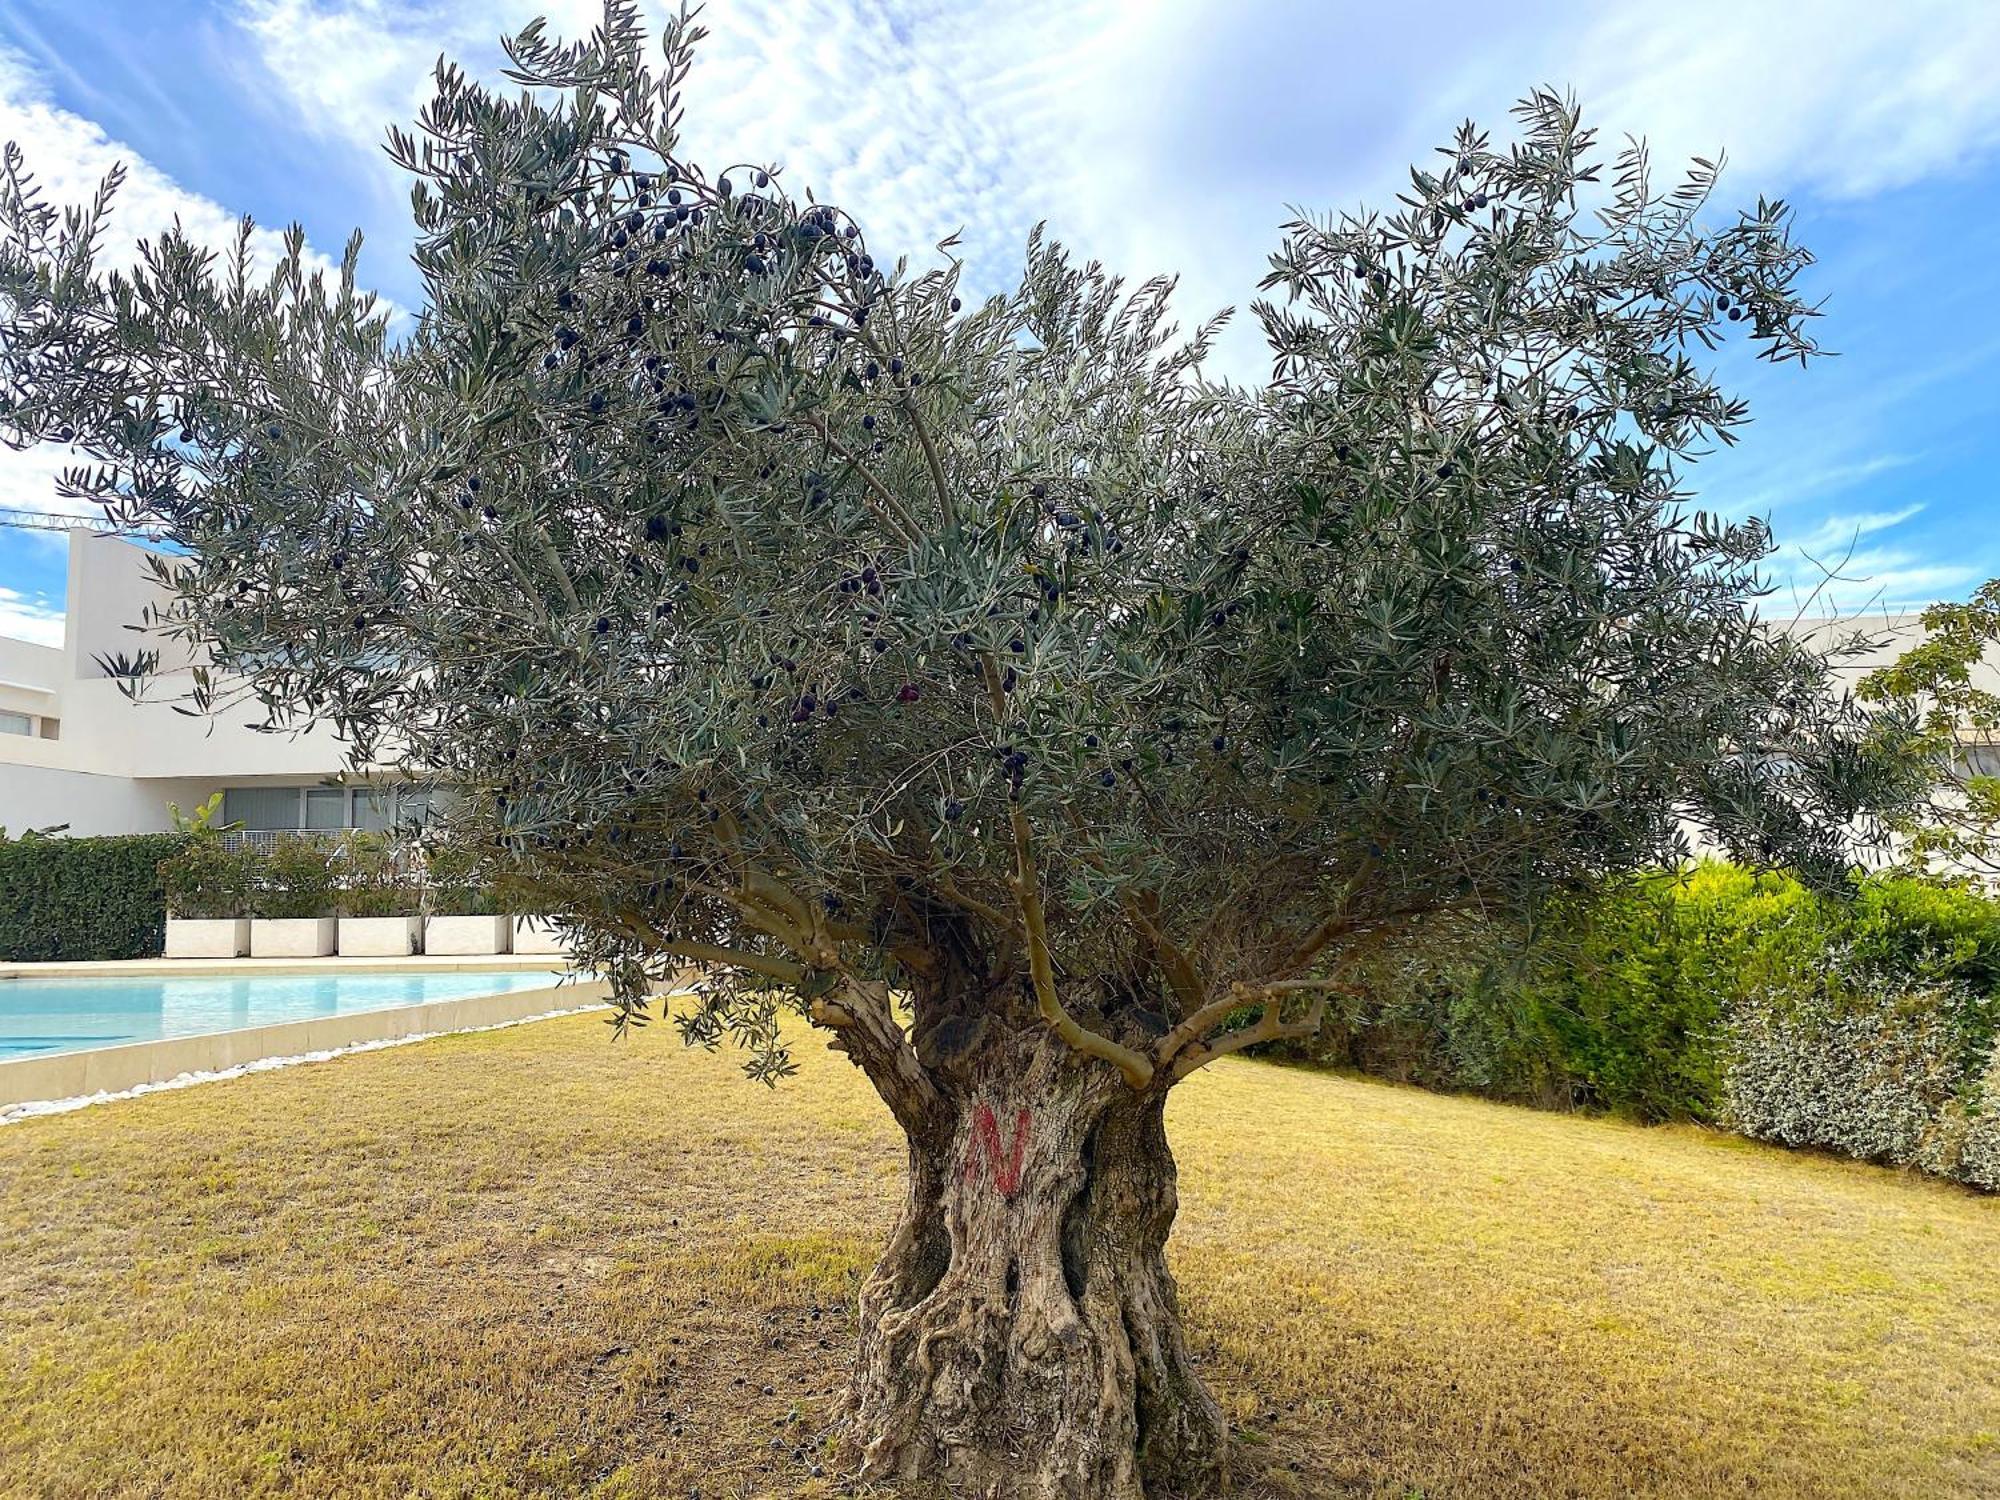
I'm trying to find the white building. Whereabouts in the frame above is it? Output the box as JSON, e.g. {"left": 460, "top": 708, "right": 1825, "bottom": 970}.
{"left": 0, "top": 529, "right": 423, "bottom": 838}
{"left": 0, "top": 528, "right": 1995, "bottom": 839}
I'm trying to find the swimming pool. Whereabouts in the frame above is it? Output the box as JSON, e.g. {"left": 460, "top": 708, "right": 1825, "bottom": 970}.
{"left": 0, "top": 969, "right": 573, "bottom": 1060}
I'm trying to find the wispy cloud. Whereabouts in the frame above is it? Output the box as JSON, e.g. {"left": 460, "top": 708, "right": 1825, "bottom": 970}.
{"left": 8, "top": 0, "right": 1996, "bottom": 613}
{"left": 0, "top": 444, "right": 111, "bottom": 527}
{"left": 226, "top": 2, "right": 2000, "bottom": 357}
{"left": 0, "top": 41, "right": 354, "bottom": 279}
{"left": 1557, "top": 0, "right": 2000, "bottom": 200}
{"left": 1787, "top": 503, "right": 1928, "bottom": 560}
{"left": 1766, "top": 502, "right": 1985, "bottom": 617}
{"left": 1701, "top": 454, "right": 1920, "bottom": 524}
{"left": 1769, "top": 548, "right": 1984, "bottom": 618}
{"left": 0, "top": 579, "right": 64, "bottom": 646}
{"left": 236, "top": 0, "right": 1134, "bottom": 304}
{"left": 0, "top": 41, "right": 384, "bottom": 520}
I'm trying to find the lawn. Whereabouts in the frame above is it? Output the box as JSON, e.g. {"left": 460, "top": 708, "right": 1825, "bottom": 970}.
{"left": 2, "top": 1010, "right": 1997, "bottom": 1499}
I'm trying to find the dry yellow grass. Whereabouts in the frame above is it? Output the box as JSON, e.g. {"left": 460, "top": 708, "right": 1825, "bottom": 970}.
{"left": 2, "top": 1010, "right": 1997, "bottom": 1499}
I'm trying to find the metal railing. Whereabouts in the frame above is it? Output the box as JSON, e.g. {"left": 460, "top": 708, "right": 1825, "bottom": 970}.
{"left": 215, "top": 828, "right": 338, "bottom": 852}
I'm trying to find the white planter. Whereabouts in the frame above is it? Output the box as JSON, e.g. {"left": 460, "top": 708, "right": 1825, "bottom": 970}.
{"left": 510, "top": 916, "right": 571, "bottom": 956}
{"left": 249, "top": 917, "right": 339, "bottom": 958}
{"left": 164, "top": 917, "right": 250, "bottom": 959}
{"left": 425, "top": 914, "right": 511, "bottom": 956}
{"left": 338, "top": 916, "right": 423, "bottom": 957}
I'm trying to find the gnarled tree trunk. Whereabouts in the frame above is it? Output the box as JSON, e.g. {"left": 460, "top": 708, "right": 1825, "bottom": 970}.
{"left": 834, "top": 1021, "right": 1226, "bottom": 1498}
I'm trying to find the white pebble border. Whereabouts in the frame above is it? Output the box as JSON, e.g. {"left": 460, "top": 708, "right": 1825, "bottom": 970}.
{"left": 0, "top": 1003, "right": 612, "bottom": 1126}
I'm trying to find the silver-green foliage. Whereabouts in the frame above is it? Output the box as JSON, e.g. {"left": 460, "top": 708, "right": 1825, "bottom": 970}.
{"left": 0, "top": 4, "right": 1920, "bottom": 1085}
{"left": 1725, "top": 963, "right": 2000, "bottom": 1187}
{"left": 1725, "top": 966, "right": 1968, "bottom": 1161}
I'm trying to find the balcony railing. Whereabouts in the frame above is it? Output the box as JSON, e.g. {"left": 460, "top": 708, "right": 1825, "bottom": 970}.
{"left": 216, "top": 828, "right": 336, "bottom": 852}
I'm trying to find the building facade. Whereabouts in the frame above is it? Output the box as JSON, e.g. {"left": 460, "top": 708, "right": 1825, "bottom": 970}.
{"left": 0, "top": 530, "right": 397, "bottom": 837}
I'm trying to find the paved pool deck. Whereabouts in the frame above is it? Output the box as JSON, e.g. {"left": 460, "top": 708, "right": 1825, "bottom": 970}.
{"left": 0, "top": 962, "right": 617, "bottom": 1112}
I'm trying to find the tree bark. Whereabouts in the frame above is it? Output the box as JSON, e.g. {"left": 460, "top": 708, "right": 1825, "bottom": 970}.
{"left": 837, "top": 1026, "right": 1227, "bottom": 1498}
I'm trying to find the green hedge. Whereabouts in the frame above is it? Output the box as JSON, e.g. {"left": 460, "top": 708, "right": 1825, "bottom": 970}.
{"left": 0, "top": 832, "right": 190, "bottom": 961}
{"left": 1320, "top": 863, "right": 2000, "bottom": 1127}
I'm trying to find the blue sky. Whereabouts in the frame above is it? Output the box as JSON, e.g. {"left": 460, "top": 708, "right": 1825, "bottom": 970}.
{"left": 0, "top": 0, "right": 1997, "bottom": 643}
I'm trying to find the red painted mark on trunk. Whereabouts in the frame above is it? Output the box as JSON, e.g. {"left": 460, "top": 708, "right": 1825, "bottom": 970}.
{"left": 964, "top": 1102, "right": 1032, "bottom": 1198}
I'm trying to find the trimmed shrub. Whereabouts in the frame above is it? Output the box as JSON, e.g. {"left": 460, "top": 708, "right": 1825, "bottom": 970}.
{"left": 250, "top": 837, "right": 339, "bottom": 919}
{"left": 158, "top": 836, "right": 255, "bottom": 919}
{"left": 1922, "top": 1052, "right": 2000, "bottom": 1190}
{"left": 1723, "top": 967, "right": 1978, "bottom": 1167}
{"left": 0, "top": 831, "right": 188, "bottom": 961}
{"left": 1316, "top": 863, "right": 2000, "bottom": 1169}
{"left": 333, "top": 833, "right": 420, "bottom": 917}
{"left": 1512, "top": 865, "right": 1840, "bottom": 1121}
{"left": 423, "top": 840, "right": 493, "bottom": 916}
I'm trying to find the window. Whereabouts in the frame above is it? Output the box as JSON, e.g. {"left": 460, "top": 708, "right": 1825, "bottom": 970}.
{"left": 223, "top": 786, "right": 303, "bottom": 830}
{"left": 304, "top": 786, "right": 347, "bottom": 830}
{"left": 0, "top": 711, "right": 31, "bottom": 737}
{"left": 353, "top": 787, "right": 396, "bottom": 832}
{"left": 1966, "top": 744, "right": 2000, "bottom": 779}
{"left": 37, "top": 717, "right": 58, "bottom": 740}
{"left": 219, "top": 782, "right": 460, "bottom": 832}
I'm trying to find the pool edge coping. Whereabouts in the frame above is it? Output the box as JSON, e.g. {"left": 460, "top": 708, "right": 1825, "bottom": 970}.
{"left": 0, "top": 977, "right": 616, "bottom": 1112}
{"left": 0, "top": 956, "right": 577, "bottom": 981}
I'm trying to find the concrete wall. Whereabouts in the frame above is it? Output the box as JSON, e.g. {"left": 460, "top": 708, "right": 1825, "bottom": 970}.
{"left": 0, "top": 762, "right": 211, "bottom": 836}
{"left": 0, "top": 532, "right": 359, "bottom": 832}
{"left": 57, "top": 532, "right": 355, "bottom": 779}
{"left": 0, "top": 635, "right": 61, "bottom": 725}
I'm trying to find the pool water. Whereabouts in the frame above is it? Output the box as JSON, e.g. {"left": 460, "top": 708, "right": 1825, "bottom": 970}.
{"left": 0, "top": 969, "right": 573, "bottom": 1060}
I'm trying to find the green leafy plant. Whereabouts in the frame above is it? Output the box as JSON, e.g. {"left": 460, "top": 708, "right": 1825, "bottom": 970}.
{"left": 250, "top": 837, "right": 338, "bottom": 920}
{"left": 1316, "top": 863, "right": 2000, "bottom": 1143}
{"left": 0, "top": 9, "right": 1926, "bottom": 1491}
{"left": 157, "top": 835, "right": 254, "bottom": 922}
{"left": 334, "top": 832, "right": 420, "bottom": 918}
{"left": 157, "top": 792, "right": 252, "bottom": 922}
{"left": 1860, "top": 578, "right": 2000, "bottom": 883}
{"left": 422, "top": 839, "right": 493, "bottom": 917}
{"left": 0, "top": 832, "right": 187, "bottom": 960}
{"left": 166, "top": 791, "right": 232, "bottom": 836}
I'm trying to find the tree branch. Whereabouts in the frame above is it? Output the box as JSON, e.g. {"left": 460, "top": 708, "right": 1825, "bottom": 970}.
{"left": 1060, "top": 805, "right": 1205, "bottom": 1016}
{"left": 799, "top": 413, "right": 924, "bottom": 541}
{"left": 606, "top": 908, "right": 809, "bottom": 986}
{"left": 1167, "top": 995, "right": 1328, "bottom": 1083}
{"left": 811, "top": 975, "right": 941, "bottom": 1135}
{"left": 1009, "top": 805, "right": 1155, "bottom": 1089}
{"left": 1154, "top": 975, "right": 1357, "bottom": 1071}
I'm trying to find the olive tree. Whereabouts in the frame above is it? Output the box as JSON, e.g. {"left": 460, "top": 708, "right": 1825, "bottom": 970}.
{"left": 0, "top": 7, "right": 1917, "bottom": 1493}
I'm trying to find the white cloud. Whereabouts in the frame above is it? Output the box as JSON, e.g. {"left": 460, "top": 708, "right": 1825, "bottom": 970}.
{"left": 237, "top": 0, "right": 1132, "bottom": 300}
{"left": 1766, "top": 502, "right": 1986, "bottom": 616}
{"left": 0, "top": 43, "right": 353, "bottom": 281}
{"left": 1702, "top": 454, "right": 1919, "bottom": 526}
{"left": 0, "top": 41, "right": 388, "bottom": 523}
{"left": 229, "top": 2, "right": 2000, "bottom": 346}
{"left": 0, "top": 0, "right": 1981, "bottom": 619}
{"left": 1787, "top": 502, "right": 1928, "bottom": 560}
{"left": 1770, "top": 546, "right": 1984, "bottom": 617}
{"left": 0, "top": 443, "right": 104, "bottom": 524}
{"left": 0, "top": 580, "right": 64, "bottom": 646}
{"left": 1559, "top": 0, "right": 2000, "bottom": 200}
{"left": 222, "top": 0, "right": 2000, "bottom": 621}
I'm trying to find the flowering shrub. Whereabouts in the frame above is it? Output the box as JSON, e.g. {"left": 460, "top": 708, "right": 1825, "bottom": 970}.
{"left": 1722, "top": 967, "right": 1977, "bottom": 1167}
{"left": 1916, "top": 1051, "right": 2000, "bottom": 1190}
